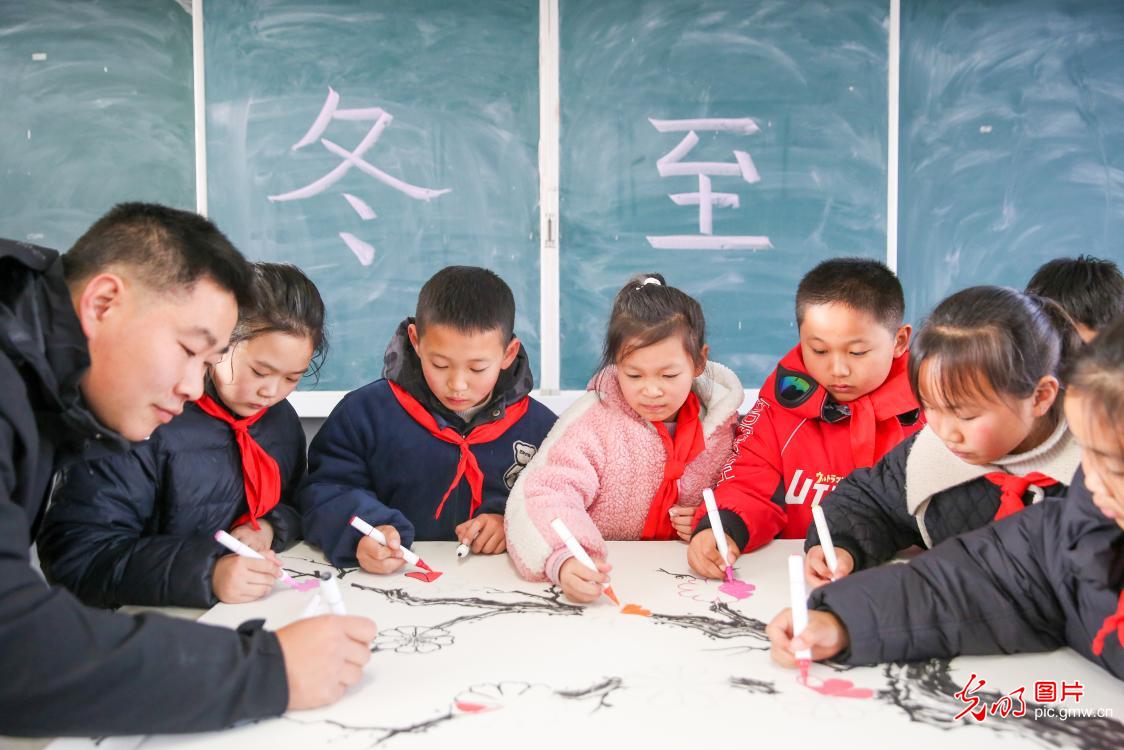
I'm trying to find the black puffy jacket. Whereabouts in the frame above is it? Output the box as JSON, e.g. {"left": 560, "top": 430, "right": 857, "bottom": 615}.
{"left": 0, "top": 238, "right": 287, "bottom": 736}
{"left": 805, "top": 425, "right": 1079, "bottom": 571}
{"left": 39, "top": 391, "right": 306, "bottom": 609}
{"left": 809, "top": 469, "right": 1124, "bottom": 680}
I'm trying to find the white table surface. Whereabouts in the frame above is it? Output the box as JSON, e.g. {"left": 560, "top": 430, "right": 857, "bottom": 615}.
{"left": 35, "top": 539, "right": 1124, "bottom": 750}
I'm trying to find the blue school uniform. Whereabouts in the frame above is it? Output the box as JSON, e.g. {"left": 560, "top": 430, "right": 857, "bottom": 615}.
{"left": 299, "top": 318, "right": 556, "bottom": 566}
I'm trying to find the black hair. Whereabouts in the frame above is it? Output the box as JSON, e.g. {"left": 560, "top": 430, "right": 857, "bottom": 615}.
{"left": 1026, "top": 255, "right": 1124, "bottom": 333}
{"left": 598, "top": 273, "right": 707, "bottom": 372}
{"left": 415, "top": 266, "right": 515, "bottom": 342}
{"left": 795, "top": 257, "right": 905, "bottom": 331}
{"left": 908, "top": 286, "right": 1082, "bottom": 421}
{"left": 1064, "top": 314, "right": 1124, "bottom": 454}
{"left": 230, "top": 263, "right": 328, "bottom": 379}
{"left": 62, "top": 202, "right": 252, "bottom": 307}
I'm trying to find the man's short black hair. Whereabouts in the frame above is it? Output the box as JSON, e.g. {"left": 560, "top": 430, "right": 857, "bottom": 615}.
{"left": 1026, "top": 255, "right": 1124, "bottom": 332}
{"left": 62, "top": 202, "right": 253, "bottom": 308}
{"left": 795, "top": 257, "right": 905, "bottom": 331}
{"left": 415, "top": 266, "right": 515, "bottom": 342}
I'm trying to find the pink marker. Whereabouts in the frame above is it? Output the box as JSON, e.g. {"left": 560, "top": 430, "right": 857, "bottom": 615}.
{"left": 812, "top": 505, "right": 839, "bottom": 579}
{"left": 213, "top": 530, "right": 318, "bottom": 592}
{"left": 702, "top": 488, "right": 733, "bottom": 580}
{"left": 349, "top": 515, "right": 433, "bottom": 572}
{"left": 788, "top": 553, "right": 813, "bottom": 682}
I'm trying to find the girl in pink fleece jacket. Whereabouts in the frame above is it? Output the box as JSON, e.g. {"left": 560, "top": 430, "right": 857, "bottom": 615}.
{"left": 505, "top": 274, "right": 743, "bottom": 602}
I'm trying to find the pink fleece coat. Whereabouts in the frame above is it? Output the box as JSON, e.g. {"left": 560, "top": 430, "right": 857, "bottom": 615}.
{"left": 505, "top": 362, "right": 743, "bottom": 582}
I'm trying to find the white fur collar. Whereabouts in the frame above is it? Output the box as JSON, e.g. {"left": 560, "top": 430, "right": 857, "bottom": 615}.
{"left": 906, "top": 419, "right": 1082, "bottom": 515}
{"left": 589, "top": 362, "right": 743, "bottom": 440}
{"left": 696, "top": 361, "right": 744, "bottom": 438}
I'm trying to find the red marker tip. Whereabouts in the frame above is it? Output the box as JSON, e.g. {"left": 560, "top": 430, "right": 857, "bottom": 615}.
{"left": 797, "top": 658, "right": 811, "bottom": 685}
{"left": 417, "top": 559, "right": 433, "bottom": 573}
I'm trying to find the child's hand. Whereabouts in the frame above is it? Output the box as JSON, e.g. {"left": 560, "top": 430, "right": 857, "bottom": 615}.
{"left": 687, "top": 528, "right": 740, "bottom": 579}
{"left": 559, "top": 557, "right": 612, "bottom": 604}
{"left": 230, "top": 520, "right": 274, "bottom": 553}
{"left": 356, "top": 526, "right": 407, "bottom": 574}
{"left": 766, "top": 607, "right": 850, "bottom": 668}
{"left": 212, "top": 551, "right": 282, "bottom": 603}
{"left": 805, "top": 546, "right": 855, "bottom": 588}
{"left": 668, "top": 505, "right": 695, "bottom": 541}
{"left": 278, "top": 614, "right": 377, "bottom": 710}
{"left": 455, "top": 513, "right": 506, "bottom": 554}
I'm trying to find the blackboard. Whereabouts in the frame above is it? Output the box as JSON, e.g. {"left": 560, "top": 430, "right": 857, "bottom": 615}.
{"left": 0, "top": 0, "right": 195, "bottom": 252}
{"left": 898, "top": 0, "right": 1124, "bottom": 322}
{"left": 558, "top": 0, "right": 890, "bottom": 390}
{"left": 9, "top": 0, "right": 1123, "bottom": 399}
{"left": 204, "top": 0, "right": 541, "bottom": 392}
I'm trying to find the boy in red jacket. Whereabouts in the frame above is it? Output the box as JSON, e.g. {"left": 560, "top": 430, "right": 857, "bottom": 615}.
{"left": 687, "top": 258, "right": 924, "bottom": 577}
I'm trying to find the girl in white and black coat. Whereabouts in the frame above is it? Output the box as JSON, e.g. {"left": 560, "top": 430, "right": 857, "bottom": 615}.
{"left": 803, "top": 286, "right": 1083, "bottom": 586}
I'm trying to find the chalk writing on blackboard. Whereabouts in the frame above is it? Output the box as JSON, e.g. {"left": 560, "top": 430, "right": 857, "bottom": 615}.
{"left": 268, "top": 87, "right": 451, "bottom": 265}
{"left": 645, "top": 117, "right": 772, "bottom": 252}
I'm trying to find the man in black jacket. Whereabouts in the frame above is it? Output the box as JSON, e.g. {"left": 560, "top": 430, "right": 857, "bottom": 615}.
{"left": 1, "top": 203, "right": 375, "bottom": 737}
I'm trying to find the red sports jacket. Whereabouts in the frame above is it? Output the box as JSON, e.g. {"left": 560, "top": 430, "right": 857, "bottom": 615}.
{"left": 696, "top": 345, "right": 924, "bottom": 551}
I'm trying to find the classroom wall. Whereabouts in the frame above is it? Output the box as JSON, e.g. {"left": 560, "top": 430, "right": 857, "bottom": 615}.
{"left": 2, "top": 0, "right": 1122, "bottom": 420}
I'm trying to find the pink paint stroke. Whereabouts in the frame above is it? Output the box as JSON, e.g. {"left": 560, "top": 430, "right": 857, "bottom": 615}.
{"left": 717, "top": 578, "right": 756, "bottom": 600}
{"left": 798, "top": 673, "right": 873, "bottom": 699}
{"left": 455, "top": 701, "right": 497, "bottom": 714}
{"left": 286, "top": 576, "right": 321, "bottom": 592}
{"left": 717, "top": 567, "right": 756, "bottom": 600}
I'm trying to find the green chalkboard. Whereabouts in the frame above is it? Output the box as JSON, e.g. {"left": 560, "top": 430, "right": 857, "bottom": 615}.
{"left": 0, "top": 0, "right": 195, "bottom": 251}
{"left": 205, "top": 0, "right": 540, "bottom": 392}
{"left": 899, "top": 0, "right": 1124, "bottom": 322}
{"left": 559, "top": 0, "right": 890, "bottom": 390}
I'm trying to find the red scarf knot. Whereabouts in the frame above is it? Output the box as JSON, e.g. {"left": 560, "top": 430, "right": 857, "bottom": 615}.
{"left": 640, "top": 392, "right": 706, "bottom": 541}
{"left": 984, "top": 471, "right": 1058, "bottom": 521}
{"left": 194, "top": 394, "right": 281, "bottom": 531}
{"left": 664, "top": 459, "right": 687, "bottom": 482}
{"left": 388, "top": 381, "right": 529, "bottom": 521}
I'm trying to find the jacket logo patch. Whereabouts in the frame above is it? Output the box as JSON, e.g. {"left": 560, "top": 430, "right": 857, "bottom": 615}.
{"left": 776, "top": 367, "right": 819, "bottom": 409}
{"left": 784, "top": 468, "right": 839, "bottom": 505}
{"left": 504, "top": 440, "right": 537, "bottom": 489}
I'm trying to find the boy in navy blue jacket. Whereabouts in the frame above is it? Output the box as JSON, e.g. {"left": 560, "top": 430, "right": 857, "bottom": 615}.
{"left": 300, "top": 266, "right": 557, "bottom": 570}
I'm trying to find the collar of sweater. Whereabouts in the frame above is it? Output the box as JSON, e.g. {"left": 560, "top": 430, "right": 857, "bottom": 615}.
{"left": 586, "top": 361, "right": 744, "bottom": 439}
{"left": 906, "top": 418, "right": 1082, "bottom": 515}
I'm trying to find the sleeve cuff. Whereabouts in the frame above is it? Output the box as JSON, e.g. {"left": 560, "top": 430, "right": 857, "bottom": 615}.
{"left": 806, "top": 589, "right": 856, "bottom": 663}
{"left": 829, "top": 535, "right": 866, "bottom": 572}
{"left": 692, "top": 509, "right": 750, "bottom": 551}
{"left": 546, "top": 548, "right": 574, "bottom": 585}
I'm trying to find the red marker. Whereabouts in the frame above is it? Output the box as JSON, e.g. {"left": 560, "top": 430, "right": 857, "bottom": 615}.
{"left": 350, "top": 515, "right": 433, "bottom": 571}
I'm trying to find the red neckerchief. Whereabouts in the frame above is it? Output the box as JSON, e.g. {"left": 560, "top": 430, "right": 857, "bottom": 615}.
{"left": 769, "top": 346, "right": 920, "bottom": 468}
{"left": 842, "top": 352, "right": 916, "bottom": 467}
{"left": 388, "top": 380, "right": 529, "bottom": 520}
{"left": 984, "top": 471, "right": 1059, "bottom": 521}
{"left": 194, "top": 394, "right": 281, "bottom": 530}
{"left": 640, "top": 392, "right": 706, "bottom": 540}
{"left": 1092, "top": 590, "right": 1124, "bottom": 657}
